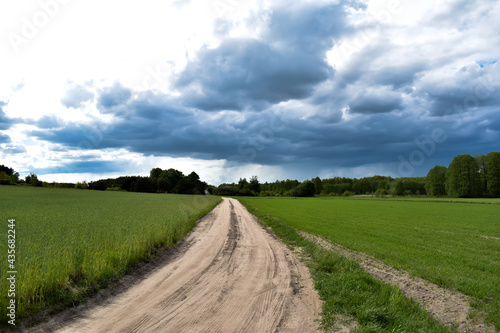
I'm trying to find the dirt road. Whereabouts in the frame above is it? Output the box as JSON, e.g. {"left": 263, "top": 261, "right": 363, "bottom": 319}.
{"left": 35, "top": 198, "right": 321, "bottom": 333}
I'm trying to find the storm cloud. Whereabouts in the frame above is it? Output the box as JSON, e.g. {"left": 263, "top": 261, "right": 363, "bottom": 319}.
{"left": 3, "top": 0, "right": 500, "bottom": 182}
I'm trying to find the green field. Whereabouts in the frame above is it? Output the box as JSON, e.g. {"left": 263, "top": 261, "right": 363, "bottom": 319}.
{"left": 239, "top": 196, "right": 500, "bottom": 330}
{"left": 0, "top": 186, "right": 221, "bottom": 320}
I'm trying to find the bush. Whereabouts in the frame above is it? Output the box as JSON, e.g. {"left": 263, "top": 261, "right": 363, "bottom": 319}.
{"left": 375, "top": 189, "right": 388, "bottom": 197}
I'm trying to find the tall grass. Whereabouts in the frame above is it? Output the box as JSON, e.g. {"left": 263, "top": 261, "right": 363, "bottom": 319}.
{"left": 239, "top": 196, "right": 500, "bottom": 330}
{"left": 0, "top": 186, "right": 221, "bottom": 320}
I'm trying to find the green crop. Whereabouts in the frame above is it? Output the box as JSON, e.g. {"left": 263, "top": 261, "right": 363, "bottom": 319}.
{"left": 0, "top": 186, "right": 220, "bottom": 321}
{"left": 239, "top": 196, "right": 500, "bottom": 331}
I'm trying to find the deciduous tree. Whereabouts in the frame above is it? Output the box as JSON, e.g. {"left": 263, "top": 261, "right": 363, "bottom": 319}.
{"left": 486, "top": 151, "right": 500, "bottom": 197}
{"left": 425, "top": 165, "right": 447, "bottom": 197}
{"left": 445, "top": 155, "right": 481, "bottom": 197}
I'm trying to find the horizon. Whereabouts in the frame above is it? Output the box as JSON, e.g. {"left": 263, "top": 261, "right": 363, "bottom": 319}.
{"left": 1, "top": 1, "right": 499, "bottom": 186}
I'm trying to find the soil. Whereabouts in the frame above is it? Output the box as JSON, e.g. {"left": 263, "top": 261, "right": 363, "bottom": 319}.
{"left": 300, "top": 231, "right": 496, "bottom": 333}
{"left": 26, "top": 198, "right": 322, "bottom": 333}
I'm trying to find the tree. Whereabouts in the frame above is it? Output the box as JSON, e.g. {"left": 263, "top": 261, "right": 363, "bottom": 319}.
{"left": 393, "top": 179, "right": 405, "bottom": 196}
{"left": 486, "top": 152, "right": 500, "bottom": 197}
{"left": 475, "top": 154, "right": 488, "bottom": 197}
{"left": 445, "top": 154, "right": 481, "bottom": 197}
{"left": 25, "top": 173, "right": 41, "bottom": 186}
{"left": 75, "top": 181, "right": 88, "bottom": 189}
{"left": 150, "top": 167, "right": 162, "bottom": 178}
{"left": 425, "top": 165, "right": 447, "bottom": 196}
{"left": 131, "top": 177, "right": 156, "bottom": 193}
{"left": 249, "top": 175, "right": 260, "bottom": 193}
{"left": 0, "top": 165, "right": 15, "bottom": 176}
{"left": 287, "top": 180, "right": 316, "bottom": 197}
{"left": 160, "top": 168, "right": 184, "bottom": 193}
{"left": 312, "top": 177, "right": 323, "bottom": 194}
{"left": 238, "top": 178, "right": 248, "bottom": 189}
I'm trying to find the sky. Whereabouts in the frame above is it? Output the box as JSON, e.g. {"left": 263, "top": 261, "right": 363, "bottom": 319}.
{"left": 0, "top": 0, "right": 499, "bottom": 185}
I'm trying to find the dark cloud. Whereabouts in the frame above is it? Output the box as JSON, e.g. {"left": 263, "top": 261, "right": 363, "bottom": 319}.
{"left": 19, "top": 1, "right": 500, "bottom": 181}
{"left": 36, "top": 115, "right": 61, "bottom": 129}
{"left": 176, "top": 39, "right": 331, "bottom": 111}
{"left": 267, "top": 3, "right": 348, "bottom": 53}
{"left": 174, "top": 2, "right": 348, "bottom": 111}
{"left": 61, "top": 84, "right": 94, "bottom": 109}
{"left": 418, "top": 64, "right": 500, "bottom": 116}
{"left": 0, "top": 133, "right": 10, "bottom": 143}
{"left": 97, "top": 82, "right": 132, "bottom": 110}
{"left": 348, "top": 91, "right": 403, "bottom": 114}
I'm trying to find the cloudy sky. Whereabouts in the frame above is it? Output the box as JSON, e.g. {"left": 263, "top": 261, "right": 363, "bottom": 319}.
{"left": 1, "top": 0, "right": 499, "bottom": 185}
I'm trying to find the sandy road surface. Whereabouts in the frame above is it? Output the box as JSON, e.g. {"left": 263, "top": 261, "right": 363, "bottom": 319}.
{"left": 34, "top": 198, "right": 321, "bottom": 333}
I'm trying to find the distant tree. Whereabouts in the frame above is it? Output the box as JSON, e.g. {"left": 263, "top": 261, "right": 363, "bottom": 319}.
{"left": 207, "top": 185, "right": 218, "bottom": 195}
{"left": 486, "top": 152, "right": 500, "bottom": 197}
{"left": 11, "top": 172, "right": 19, "bottom": 181}
{"left": 150, "top": 167, "right": 162, "bottom": 178}
{"left": 188, "top": 171, "right": 200, "bottom": 183}
{"left": 377, "top": 180, "right": 390, "bottom": 191}
{"left": 238, "top": 178, "right": 248, "bottom": 189}
{"left": 131, "top": 177, "right": 156, "bottom": 193}
{"left": 0, "top": 165, "right": 20, "bottom": 185}
{"left": 0, "top": 165, "right": 14, "bottom": 176}
{"left": 393, "top": 179, "right": 405, "bottom": 196}
{"left": 75, "top": 181, "right": 88, "bottom": 189}
{"left": 446, "top": 154, "right": 481, "bottom": 197}
{"left": 158, "top": 177, "right": 172, "bottom": 193}
{"left": 249, "top": 175, "right": 260, "bottom": 193}
{"left": 312, "top": 177, "right": 323, "bottom": 194}
{"left": 475, "top": 154, "right": 488, "bottom": 197}
{"left": 90, "top": 180, "right": 108, "bottom": 191}
{"left": 175, "top": 177, "right": 195, "bottom": 194}
{"left": 425, "top": 165, "right": 447, "bottom": 196}
{"left": 160, "top": 168, "right": 184, "bottom": 193}
{"left": 287, "top": 180, "right": 316, "bottom": 197}
{"left": 25, "top": 173, "right": 42, "bottom": 186}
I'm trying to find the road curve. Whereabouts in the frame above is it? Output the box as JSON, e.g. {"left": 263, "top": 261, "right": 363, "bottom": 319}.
{"left": 39, "top": 198, "right": 321, "bottom": 333}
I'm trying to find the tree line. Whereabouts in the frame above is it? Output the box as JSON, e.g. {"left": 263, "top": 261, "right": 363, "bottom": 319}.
{"left": 1, "top": 151, "right": 498, "bottom": 198}
{"left": 210, "top": 151, "right": 499, "bottom": 198}
{"left": 0, "top": 166, "right": 208, "bottom": 195}
{"left": 88, "top": 168, "right": 208, "bottom": 194}
{"left": 426, "top": 152, "right": 500, "bottom": 198}
{"left": 211, "top": 175, "right": 426, "bottom": 197}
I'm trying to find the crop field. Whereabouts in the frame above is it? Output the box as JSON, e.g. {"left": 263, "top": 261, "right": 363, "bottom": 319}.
{"left": 0, "top": 186, "right": 221, "bottom": 320}
{"left": 239, "top": 196, "right": 500, "bottom": 330}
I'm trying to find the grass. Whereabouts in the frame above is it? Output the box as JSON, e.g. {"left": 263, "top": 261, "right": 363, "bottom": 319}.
{"left": 238, "top": 196, "right": 500, "bottom": 331}
{"left": 239, "top": 198, "right": 453, "bottom": 332}
{"left": 0, "top": 185, "right": 221, "bottom": 322}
